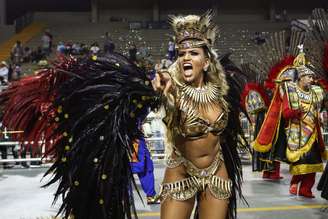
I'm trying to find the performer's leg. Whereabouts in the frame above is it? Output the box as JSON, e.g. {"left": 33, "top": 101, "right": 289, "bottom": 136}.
{"left": 289, "top": 174, "right": 302, "bottom": 195}
{"left": 160, "top": 165, "right": 195, "bottom": 219}
{"left": 290, "top": 174, "right": 302, "bottom": 185}
{"left": 262, "top": 170, "right": 271, "bottom": 179}
{"left": 20, "top": 145, "right": 30, "bottom": 168}
{"left": 299, "top": 173, "right": 316, "bottom": 198}
{"left": 198, "top": 163, "right": 229, "bottom": 219}
{"left": 161, "top": 197, "right": 195, "bottom": 219}
{"left": 11, "top": 145, "right": 20, "bottom": 165}
{"left": 31, "top": 145, "right": 42, "bottom": 165}
{"left": 0, "top": 146, "right": 8, "bottom": 168}
{"left": 137, "top": 170, "right": 156, "bottom": 196}
{"left": 137, "top": 153, "right": 157, "bottom": 203}
{"left": 269, "top": 161, "right": 283, "bottom": 180}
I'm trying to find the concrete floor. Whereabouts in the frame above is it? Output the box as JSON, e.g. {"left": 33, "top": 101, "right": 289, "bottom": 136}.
{"left": 0, "top": 161, "right": 327, "bottom": 219}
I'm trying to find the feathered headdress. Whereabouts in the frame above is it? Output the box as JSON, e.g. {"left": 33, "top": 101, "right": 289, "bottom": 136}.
{"left": 293, "top": 44, "right": 315, "bottom": 78}
{"left": 169, "top": 10, "right": 218, "bottom": 49}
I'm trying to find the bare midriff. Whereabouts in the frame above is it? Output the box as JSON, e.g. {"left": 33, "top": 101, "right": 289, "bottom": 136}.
{"left": 174, "top": 103, "right": 223, "bottom": 169}
{"left": 175, "top": 133, "right": 220, "bottom": 169}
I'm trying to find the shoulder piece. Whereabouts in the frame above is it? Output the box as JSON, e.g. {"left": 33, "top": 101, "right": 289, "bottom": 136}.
{"left": 311, "top": 85, "right": 324, "bottom": 103}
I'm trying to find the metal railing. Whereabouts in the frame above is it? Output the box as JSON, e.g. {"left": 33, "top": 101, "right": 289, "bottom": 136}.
{"left": 2, "top": 114, "right": 328, "bottom": 166}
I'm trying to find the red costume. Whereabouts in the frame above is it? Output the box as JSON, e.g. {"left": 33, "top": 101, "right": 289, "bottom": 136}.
{"left": 253, "top": 50, "right": 326, "bottom": 198}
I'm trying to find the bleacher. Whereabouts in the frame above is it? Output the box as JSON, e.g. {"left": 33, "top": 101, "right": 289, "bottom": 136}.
{"left": 0, "top": 23, "right": 45, "bottom": 62}
{"left": 0, "top": 12, "right": 295, "bottom": 75}
{"left": 17, "top": 12, "right": 290, "bottom": 65}
{"left": 216, "top": 21, "right": 290, "bottom": 63}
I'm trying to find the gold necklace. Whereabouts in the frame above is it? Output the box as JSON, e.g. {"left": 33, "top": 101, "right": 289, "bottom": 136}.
{"left": 296, "top": 86, "right": 311, "bottom": 102}
{"left": 178, "top": 81, "right": 223, "bottom": 120}
{"left": 181, "top": 82, "right": 219, "bottom": 104}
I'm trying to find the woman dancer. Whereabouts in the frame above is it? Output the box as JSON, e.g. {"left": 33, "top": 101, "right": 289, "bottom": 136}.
{"left": 153, "top": 11, "right": 246, "bottom": 219}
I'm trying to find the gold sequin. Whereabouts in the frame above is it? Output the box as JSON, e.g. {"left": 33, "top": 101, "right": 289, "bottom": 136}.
{"left": 57, "top": 106, "right": 63, "bottom": 113}
{"left": 65, "top": 145, "right": 70, "bottom": 151}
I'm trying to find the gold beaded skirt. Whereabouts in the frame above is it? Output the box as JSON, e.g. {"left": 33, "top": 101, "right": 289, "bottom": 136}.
{"left": 158, "top": 148, "right": 232, "bottom": 202}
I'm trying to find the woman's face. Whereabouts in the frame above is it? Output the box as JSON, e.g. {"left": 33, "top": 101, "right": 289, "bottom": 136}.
{"left": 178, "top": 47, "right": 209, "bottom": 86}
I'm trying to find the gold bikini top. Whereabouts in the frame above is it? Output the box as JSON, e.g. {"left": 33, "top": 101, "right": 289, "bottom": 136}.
{"left": 178, "top": 110, "right": 228, "bottom": 140}
{"left": 162, "top": 73, "right": 228, "bottom": 141}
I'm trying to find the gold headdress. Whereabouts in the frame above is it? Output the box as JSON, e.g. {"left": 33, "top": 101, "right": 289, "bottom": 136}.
{"left": 293, "top": 45, "right": 315, "bottom": 78}
{"left": 169, "top": 10, "right": 218, "bottom": 50}
{"left": 296, "top": 65, "right": 315, "bottom": 78}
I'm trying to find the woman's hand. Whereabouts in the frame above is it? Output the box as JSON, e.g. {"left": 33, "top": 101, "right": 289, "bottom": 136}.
{"left": 152, "top": 71, "right": 172, "bottom": 96}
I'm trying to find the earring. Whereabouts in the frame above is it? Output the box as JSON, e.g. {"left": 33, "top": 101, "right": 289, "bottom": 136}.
{"left": 203, "top": 67, "right": 208, "bottom": 72}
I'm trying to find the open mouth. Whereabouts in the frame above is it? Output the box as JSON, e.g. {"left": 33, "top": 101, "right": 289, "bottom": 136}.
{"left": 183, "top": 63, "right": 193, "bottom": 71}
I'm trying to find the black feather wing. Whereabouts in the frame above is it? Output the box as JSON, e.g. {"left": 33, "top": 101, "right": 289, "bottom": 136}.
{"left": 43, "top": 53, "right": 159, "bottom": 219}
{"left": 219, "top": 53, "right": 249, "bottom": 219}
